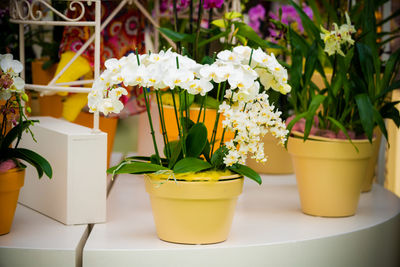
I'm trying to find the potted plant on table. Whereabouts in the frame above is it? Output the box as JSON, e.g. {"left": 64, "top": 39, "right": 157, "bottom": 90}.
{"left": 285, "top": 0, "right": 400, "bottom": 217}
{"left": 88, "top": 45, "right": 290, "bottom": 244}
{"left": 0, "top": 54, "right": 52, "bottom": 235}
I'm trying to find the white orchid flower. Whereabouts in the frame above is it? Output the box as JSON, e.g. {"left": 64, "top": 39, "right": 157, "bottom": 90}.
{"left": 187, "top": 79, "right": 213, "bottom": 96}
{"left": 109, "top": 87, "right": 128, "bottom": 99}
{"left": 0, "top": 55, "right": 23, "bottom": 75}
{"left": 98, "top": 98, "right": 124, "bottom": 116}
{"left": 232, "top": 46, "right": 253, "bottom": 63}
{"left": 163, "top": 69, "right": 194, "bottom": 90}
{"left": 199, "top": 64, "right": 226, "bottom": 83}
{"left": 122, "top": 65, "right": 148, "bottom": 87}
{"left": 217, "top": 50, "right": 241, "bottom": 64}
{"left": 12, "top": 76, "right": 25, "bottom": 92}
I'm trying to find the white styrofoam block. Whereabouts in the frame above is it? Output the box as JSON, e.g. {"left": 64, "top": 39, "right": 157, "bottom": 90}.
{"left": 17, "top": 116, "right": 107, "bottom": 225}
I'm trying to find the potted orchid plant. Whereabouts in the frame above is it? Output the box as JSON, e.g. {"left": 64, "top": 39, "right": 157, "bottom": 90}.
{"left": 88, "top": 45, "right": 290, "bottom": 244}
{"left": 284, "top": 0, "right": 400, "bottom": 217}
{"left": 0, "top": 54, "right": 52, "bottom": 235}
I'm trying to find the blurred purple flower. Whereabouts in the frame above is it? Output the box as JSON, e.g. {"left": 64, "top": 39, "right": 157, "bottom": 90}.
{"left": 249, "top": 4, "right": 265, "bottom": 22}
{"left": 203, "top": 0, "right": 224, "bottom": 10}
{"left": 248, "top": 4, "right": 265, "bottom": 35}
{"left": 269, "top": 4, "right": 313, "bottom": 34}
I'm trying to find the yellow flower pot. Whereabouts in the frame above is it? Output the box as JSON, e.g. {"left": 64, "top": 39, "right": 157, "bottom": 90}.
{"left": 288, "top": 137, "right": 374, "bottom": 217}
{"left": 0, "top": 168, "right": 25, "bottom": 235}
{"left": 246, "top": 132, "right": 293, "bottom": 174}
{"left": 144, "top": 172, "right": 243, "bottom": 244}
{"left": 362, "top": 129, "right": 382, "bottom": 192}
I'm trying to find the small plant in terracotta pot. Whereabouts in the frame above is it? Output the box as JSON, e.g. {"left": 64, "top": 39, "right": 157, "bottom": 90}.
{"left": 0, "top": 54, "right": 52, "bottom": 235}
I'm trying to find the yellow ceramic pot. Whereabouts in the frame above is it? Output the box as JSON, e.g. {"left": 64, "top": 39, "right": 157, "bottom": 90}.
{"left": 144, "top": 172, "right": 243, "bottom": 244}
{"left": 246, "top": 132, "right": 293, "bottom": 174}
{"left": 0, "top": 168, "right": 25, "bottom": 235}
{"left": 362, "top": 129, "right": 382, "bottom": 192}
{"left": 288, "top": 137, "right": 374, "bottom": 217}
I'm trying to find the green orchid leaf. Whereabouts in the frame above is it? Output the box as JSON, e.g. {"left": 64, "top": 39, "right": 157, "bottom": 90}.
{"left": 303, "top": 41, "right": 319, "bottom": 88}
{"left": 166, "top": 140, "right": 183, "bottom": 169}
{"left": 1, "top": 120, "right": 37, "bottom": 152}
{"left": 9, "top": 148, "right": 52, "bottom": 179}
{"left": 356, "top": 43, "right": 375, "bottom": 96}
{"left": 202, "top": 139, "right": 211, "bottom": 162}
{"left": 234, "top": 22, "right": 274, "bottom": 49}
{"left": 376, "top": 80, "right": 400, "bottom": 100}
{"left": 228, "top": 164, "right": 261, "bottom": 185}
{"left": 380, "top": 101, "right": 400, "bottom": 127}
{"left": 211, "top": 19, "right": 226, "bottom": 28}
{"left": 204, "top": 96, "right": 220, "bottom": 109}
{"left": 186, "top": 123, "right": 208, "bottom": 158}
{"left": 180, "top": 117, "right": 195, "bottom": 133}
{"left": 198, "top": 32, "right": 228, "bottom": 48}
{"left": 210, "top": 146, "right": 228, "bottom": 169}
{"left": 381, "top": 48, "right": 400, "bottom": 91}
{"left": 158, "top": 27, "right": 195, "bottom": 43}
{"left": 179, "top": 91, "right": 195, "bottom": 111}
{"left": 286, "top": 112, "right": 307, "bottom": 134}
{"left": 289, "top": 0, "right": 321, "bottom": 43}
{"left": 107, "top": 161, "right": 169, "bottom": 175}
{"left": 224, "top": 11, "right": 242, "bottom": 20}
{"left": 150, "top": 154, "right": 161, "bottom": 165}
{"left": 306, "top": 0, "right": 322, "bottom": 25}
{"left": 304, "top": 95, "right": 326, "bottom": 140}
{"left": 355, "top": 94, "right": 374, "bottom": 141}
{"left": 326, "top": 117, "right": 357, "bottom": 151}
{"left": 124, "top": 155, "right": 168, "bottom": 164}
{"left": 173, "top": 157, "right": 211, "bottom": 173}
{"left": 372, "top": 108, "right": 388, "bottom": 142}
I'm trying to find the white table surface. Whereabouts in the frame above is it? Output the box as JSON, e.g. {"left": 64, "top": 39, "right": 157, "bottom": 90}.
{"left": 0, "top": 204, "right": 88, "bottom": 267}
{"left": 83, "top": 174, "right": 400, "bottom": 267}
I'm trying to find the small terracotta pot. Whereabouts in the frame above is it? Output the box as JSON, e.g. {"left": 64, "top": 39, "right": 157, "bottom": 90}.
{"left": 288, "top": 136, "right": 374, "bottom": 217}
{"left": 0, "top": 168, "right": 25, "bottom": 235}
{"left": 144, "top": 172, "right": 243, "bottom": 244}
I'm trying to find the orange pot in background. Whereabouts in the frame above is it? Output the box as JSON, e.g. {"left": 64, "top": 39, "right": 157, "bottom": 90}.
{"left": 162, "top": 105, "right": 234, "bottom": 145}
{"left": 0, "top": 168, "right": 25, "bottom": 235}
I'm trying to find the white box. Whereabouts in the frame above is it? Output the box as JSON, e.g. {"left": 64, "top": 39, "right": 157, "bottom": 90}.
{"left": 18, "top": 116, "right": 107, "bottom": 225}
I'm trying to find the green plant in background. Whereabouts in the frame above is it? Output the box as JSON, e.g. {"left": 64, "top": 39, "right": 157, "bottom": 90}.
{"left": 0, "top": 54, "right": 52, "bottom": 178}
{"left": 155, "top": 1, "right": 286, "bottom": 119}
{"left": 286, "top": 0, "right": 400, "bottom": 143}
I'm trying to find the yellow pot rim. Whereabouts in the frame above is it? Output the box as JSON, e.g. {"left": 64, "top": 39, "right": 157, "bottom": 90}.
{"left": 145, "top": 170, "right": 242, "bottom": 182}
{"left": 0, "top": 167, "right": 25, "bottom": 174}
{"left": 291, "top": 130, "right": 376, "bottom": 144}
{"left": 288, "top": 135, "right": 374, "bottom": 160}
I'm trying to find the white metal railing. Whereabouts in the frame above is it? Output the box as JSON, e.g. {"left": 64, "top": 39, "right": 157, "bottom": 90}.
{"left": 9, "top": 0, "right": 240, "bottom": 130}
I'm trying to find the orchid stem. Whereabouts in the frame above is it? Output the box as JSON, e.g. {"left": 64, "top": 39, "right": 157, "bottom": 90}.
{"left": 143, "top": 87, "right": 162, "bottom": 165}
{"left": 156, "top": 91, "right": 170, "bottom": 159}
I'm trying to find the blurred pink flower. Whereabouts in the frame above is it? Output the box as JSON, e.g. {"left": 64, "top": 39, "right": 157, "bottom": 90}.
{"left": 203, "top": 0, "right": 224, "bottom": 9}
{"left": 0, "top": 159, "right": 17, "bottom": 173}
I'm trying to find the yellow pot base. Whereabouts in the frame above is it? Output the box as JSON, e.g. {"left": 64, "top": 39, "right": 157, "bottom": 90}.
{"left": 288, "top": 137, "right": 374, "bottom": 217}
{"left": 145, "top": 173, "right": 243, "bottom": 244}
